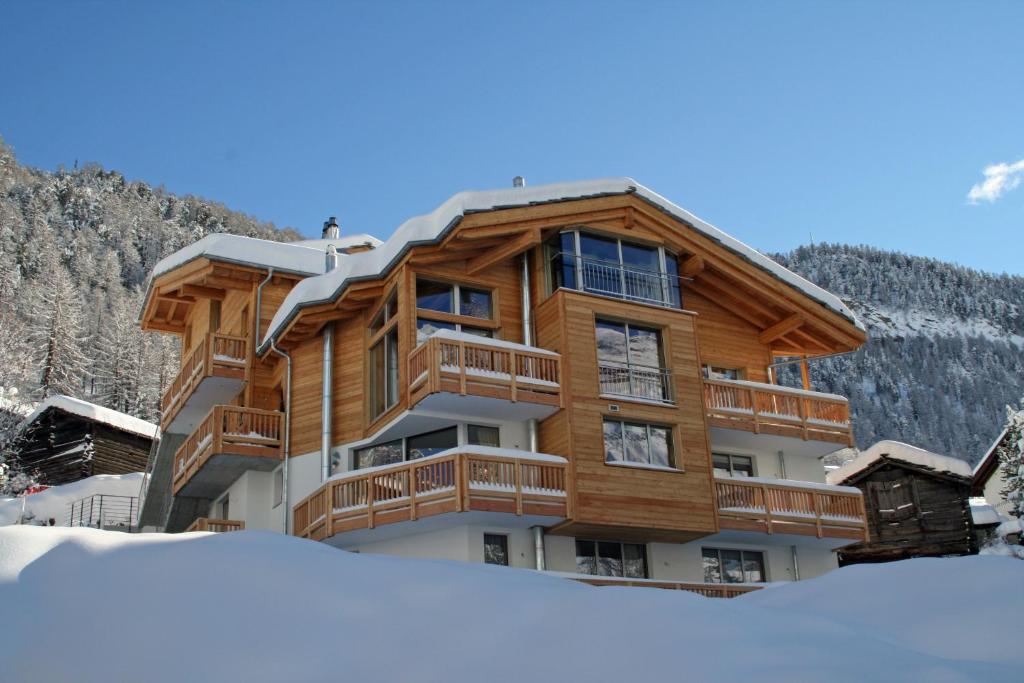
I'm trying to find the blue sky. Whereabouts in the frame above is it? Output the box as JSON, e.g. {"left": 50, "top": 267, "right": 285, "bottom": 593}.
{"left": 1, "top": 1, "right": 1021, "bottom": 274}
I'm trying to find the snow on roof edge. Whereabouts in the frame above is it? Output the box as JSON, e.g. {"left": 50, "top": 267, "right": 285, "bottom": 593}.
{"left": 258, "top": 178, "right": 864, "bottom": 354}
{"left": 17, "top": 395, "right": 157, "bottom": 440}
{"left": 827, "top": 440, "right": 972, "bottom": 485}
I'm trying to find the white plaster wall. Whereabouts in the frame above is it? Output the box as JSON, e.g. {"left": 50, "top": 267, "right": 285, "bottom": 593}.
{"left": 347, "top": 524, "right": 539, "bottom": 568}
{"left": 716, "top": 446, "right": 828, "bottom": 484}
{"left": 983, "top": 468, "right": 1012, "bottom": 517}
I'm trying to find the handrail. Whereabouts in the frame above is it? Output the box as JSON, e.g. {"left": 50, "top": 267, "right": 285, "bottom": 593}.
{"left": 160, "top": 332, "right": 249, "bottom": 424}
{"left": 185, "top": 517, "right": 245, "bottom": 533}
{"left": 293, "top": 450, "right": 569, "bottom": 540}
{"left": 408, "top": 336, "right": 562, "bottom": 408}
{"left": 549, "top": 251, "right": 683, "bottom": 308}
{"left": 172, "top": 405, "right": 284, "bottom": 493}
{"left": 703, "top": 378, "right": 852, "bottom": 444}
{"left": 570, "top": 576, "right": 761, "bottom": 598}
{"left": 714, "top": 477, "right": 868, "bottom": 540}
{"left": 598, "top": 361, "right": 674, "bottom": 403}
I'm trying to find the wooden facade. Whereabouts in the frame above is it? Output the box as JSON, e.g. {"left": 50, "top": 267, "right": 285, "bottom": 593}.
{"left": 834, "top": 459, "right": 975, "bottom": 564}
{"left": 139, "top": 185, "right": 869, "bottom": 547}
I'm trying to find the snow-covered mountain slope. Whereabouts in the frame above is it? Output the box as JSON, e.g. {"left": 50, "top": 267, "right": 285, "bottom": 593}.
{"left": 0, "top": 527, "right": 1019, "bottom": 682}
{"left": 774, "top": 244, "right": 1024, "bottom": 463}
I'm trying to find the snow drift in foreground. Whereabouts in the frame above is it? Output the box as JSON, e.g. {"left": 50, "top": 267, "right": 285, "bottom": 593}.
{"left": 0, "top": 528, "right": 1019, "bottom": 682}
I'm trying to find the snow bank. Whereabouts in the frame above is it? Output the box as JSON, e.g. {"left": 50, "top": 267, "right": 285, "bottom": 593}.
{"left": 18, "top": 395, "right": 157, "bottom": 440}
{"left": 827, "top": 440, "right": 972, "bottom": 485}
{"left": 0, "top": 526, "right": 1019, "bottom": 682}
{"left": 260, "top": 178, "right": 864, "bottom": 352}
{"left": 0, "top": 473, "right": 143, "bottom": 526}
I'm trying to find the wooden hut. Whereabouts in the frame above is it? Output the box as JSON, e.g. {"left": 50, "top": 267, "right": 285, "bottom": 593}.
{"left": 827, "top": 440, "right": 975, "bottom": 564}
{"left": 11, "top": 396, "right": 156, "bottom": 486}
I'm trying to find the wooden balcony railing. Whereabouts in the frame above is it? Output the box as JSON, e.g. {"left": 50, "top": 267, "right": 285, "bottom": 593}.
{"left": 185, "top": 518, "right": 245, "bottom": 533}
{"left": 172, "top": 406, "right": 284, "bottom": 495}
{"left": 294, "top": 449, "right": 570, "bottom": 541}
{"left": 715, "top": 477, "right": 868, "bottom": 541}
{"left": 571, "top": 576, "right": 761, "bottom": 598}
{"left": 160, "top": 332, "right": 248, "bottom": 429}
{"left": 703, "top": 378, "right": 853, "bottom": 446}
{"left": 408, "top": 334, "right": 562, "bottom": 411}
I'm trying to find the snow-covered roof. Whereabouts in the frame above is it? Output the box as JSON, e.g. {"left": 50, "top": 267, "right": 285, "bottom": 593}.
{"left": 827, "top": 440, "right": 972, "bottom": 485}
{"left": 19, "top": 396, "right": 157, "bottom": 440}
{"left": 969, "top": 497, "right": 1002, "bottom": 526}
{"left": 973, "top": 428, "right": 1008, "bottom": 478}
{"left": 294, "top": 234, "right": 383, "bottom": 252}
{"left": 149, "top": 233, "right": 331, "bottom": 281}
{"left": 258, "top": 178, "right": 865, "bottom": 353}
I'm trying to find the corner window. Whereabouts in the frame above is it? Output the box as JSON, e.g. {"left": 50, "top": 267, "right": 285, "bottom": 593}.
{"left": 713, "top": 453, "right": 754, "bottom": 478}
{"left": 702, "top": 548, "right": 766, "bottom": 584}
{"left": 354, "top": 439, "right": 403, "bottom": 469}
{"left": 575, "top": 540, "right": 647, "bottom": 578}
{"left": 546, "top": 230, "right": 681, "bottom": 308}
{"left": 484, "top": 534, "right": 509, "bottom": 566}
{"left": 370, "top": 289, "right": 398, "bottom": 336}
{"left": 603, "top": 419, "right": 674, "bottom": 468}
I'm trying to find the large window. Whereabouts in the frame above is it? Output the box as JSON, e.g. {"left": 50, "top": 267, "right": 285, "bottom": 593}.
{"left": 547, "top": 230, "right": 681, "bottom": 308}
{"left": 702, "top": 548, "right": 766, "bottom": 584}
{"left": 575, "top": 540, "right": 647, "bottom": 578}
{"left": 603, "top": 419, "right": 674, "bottom": 468}
{"left": 468, "top": 424, "right": 500, "bottom": 447}
{"left": 702, "top": 365, "right": 743, "bottom": 381}
{"left": 484, "top": 534, "right": 509, "bottom": 566}
{"left": 595, "top": 320, "right": 671, "bottom": 402}
{"left": 712, "top": 453, "right": 754, "bottom": 478}
{"left": 353, "top": 426, "right": 459, "bottom": 470}
{"left": 416, "top": 279, "right": 495, "bottom": 343}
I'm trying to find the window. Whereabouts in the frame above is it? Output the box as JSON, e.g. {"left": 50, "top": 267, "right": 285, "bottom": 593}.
{"left": 370, "top": 326, "right": 399, "bottom": 419}
{"left": 273, "top": 468, "right": 283, "bottom": 507}
{"left": 603, "top": 419, "right": 674, "bottom": 468}
{"left": 702, "top": 365, "right": 743, "bottom": 381}
{"left": 468, "top": 424, "right": 500, "bottom": 447}
{"left": 702, "top": 548, "right": 766, "bottom": 584}
{"left": 354, "top": 427, "right": 458, "bottom": 470}
{"left": 575, "top": 540, "right": 647, "bottom": 578}
{"left": 713, "top": 453, "right": 754, "bottom": 478}
{"left": 370, "top": 289, "right": 398, "bottom": 335}
{"left": 595, "top": 320, "right": 670, "bottom": 401}
{"left": 415, "top": 279, "right": 495, "bottom": 343}
{"left": 484, "top": 534, "right": 509, "bottom": 566}
{"left": 546, "top": 230, "right": 681, "bottom": 308}
{"left": 407, "top": 427, "right": 458, "bottom": 460}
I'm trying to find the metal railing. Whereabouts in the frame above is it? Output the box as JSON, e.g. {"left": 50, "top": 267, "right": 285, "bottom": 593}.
{"left": 551, "top": 252, "right": 682, "bottom": 308}
{"left": 66, "top": 494, "right": 139, "bottom": 532}
{"left": 598, "top": 362, "right": 674, "bottom": 403}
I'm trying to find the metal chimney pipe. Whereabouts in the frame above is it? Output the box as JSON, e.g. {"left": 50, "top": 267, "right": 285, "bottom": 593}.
{"left": 513, "top": 176, "right": 526, "bottom": 188}
{"left": 322, "top": 216, "right": 340, "bottom": 239}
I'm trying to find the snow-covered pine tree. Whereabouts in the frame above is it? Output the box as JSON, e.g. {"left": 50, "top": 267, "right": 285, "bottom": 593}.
{"left": 93, "top": 290, "right": 146, "bottom": 414}
{"left": 998, "top": 401, "right": 1024, "bottom": 519}
{"left": 27, "top": 250, "right": 89, "bottom": 398}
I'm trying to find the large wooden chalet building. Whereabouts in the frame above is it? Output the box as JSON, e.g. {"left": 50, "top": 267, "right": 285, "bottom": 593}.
{"left": 137, "top": 178, "right": 871, "bottom": 591}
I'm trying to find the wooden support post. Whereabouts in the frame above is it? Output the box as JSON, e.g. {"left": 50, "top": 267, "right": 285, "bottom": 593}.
{"left": 749, "top": 387, "right": 760, "bottom": 433}
{"left": 514, "top": 459, "right": 523, "bottom": 516}
{"left": 800, "top": 356, "right": 811, "bottom": 391}
{"left": 813, "top": 492, "right": 823, "bottom": 538}
{"left": 367, "top": 476, "right": 376, "bottom": 529}
{"left": 409, "top": 466, "right": 417, "bottom": 522}
{"left": 458, "top": 341, "right": 467, "bottom": 395}
{"left": 324, "top": 483, "right": 333, "bottom": 538}
{"left": 762, "top": 484, "right": 772, "bottom": 534}
{"left": 509, "top": 351, "right": 518, "bottom": 403}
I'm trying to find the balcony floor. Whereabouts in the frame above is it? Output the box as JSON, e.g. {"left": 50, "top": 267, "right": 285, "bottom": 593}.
{"left": 176, "top": 452, "right": 280, "bottom": 499}
{"left": 323, "top": 510, "right": 565, "bottom": 549}
{"left": 412, "top": 391, "right": 560, "bottom": 422}
{"left": 164, "top": 376, "right": 245, "bottom": 435}
{"left": 708, "top": 426, "right": 849, "bottom": 459}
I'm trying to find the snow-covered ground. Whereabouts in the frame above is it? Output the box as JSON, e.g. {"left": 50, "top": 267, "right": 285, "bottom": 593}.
{"left": 0, "top": 472, "right": 143, "bottom": 526}
{"left": 0, "top": 527, "right": 1019, "bottom": 682}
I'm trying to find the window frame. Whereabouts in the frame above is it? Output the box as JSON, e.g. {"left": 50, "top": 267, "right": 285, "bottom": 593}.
{"left": 415, "top": 277, "right": 499, "bottom": 345}
{"left": 352, "top": 426, "right": 460, "bottom": 471}
{"left": 702, "top": 364, "right": 746, "bottom": 381}
{"left": 574, "top": 539, "right": 649, "bottom": 578}
{"left": 602, "top": 418, "right": 677, "bottom": 470}
{"left": 594, "top": 318, "right": 673, "bottom": 403}
{"left": 483, "top": 533, "right": 510, "bottom": 566}
{"left": 367, "top": 286, "right": 401, "bottom": 423}
{"left": 546, "top": 229, "right": 682, "bottom": 308}
{"left": 712, "top": 452, "right": 756, "bottom": 478}
{"left": 701, "top": 547, "right": 768, "bottom": 584}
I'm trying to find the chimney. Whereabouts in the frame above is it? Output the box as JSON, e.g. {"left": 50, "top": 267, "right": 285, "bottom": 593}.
{"left": 322, "top": 216, "right": 340, "bottom": 239}
{"left": 512, "top": 176, "right": 526, "bottom": 188}
{"left": 325, "top": 245, "right": 339, "bottom": 272}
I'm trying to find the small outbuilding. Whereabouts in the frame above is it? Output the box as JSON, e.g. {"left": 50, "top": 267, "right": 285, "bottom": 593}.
{"left": 971, "top": 428, "right": 1013, "bottom": 519}
{"left": 10, "top": 396, "right": 156, "bottom": 486}
{"left": 827, "top": 440, "right": 975, "bottom": 565}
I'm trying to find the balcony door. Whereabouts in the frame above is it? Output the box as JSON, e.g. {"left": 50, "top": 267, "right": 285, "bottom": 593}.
{"left": 595, "top": 320, "right": 671, "bottom": 402}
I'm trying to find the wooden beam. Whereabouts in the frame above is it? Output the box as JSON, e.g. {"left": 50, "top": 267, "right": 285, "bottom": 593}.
{"left": 680, "top": 254, "right": 705, "bottom": 278}
{"left": 143, "top": 320, "right": 185, "bottom": 334}
{"left": 466, "top": 228, "right": 541, "bottom": 275}
{"left": 203, "top": 275, "right": 256, "bottom": 291}
{"left": 155, "top": 294, "right": 195, "bottom": 306}
{"left": 162, "top": 301, "right": 179, "bottom": 324}
{"left": 180, "top": 284, "right": 227, "bottom": 300}
{"left": 758, "top": 313, "right": 804, "bottom": 344}
{"left": 686, "top": 280, "right": 772, "bottom": 329}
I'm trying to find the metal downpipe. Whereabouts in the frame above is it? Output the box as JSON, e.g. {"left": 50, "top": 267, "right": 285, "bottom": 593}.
{"left": 521, "top": 248, "right": 546, "bottom": 571}
{"left": 259, "top": 268, "right": 292, "bottom": 535}
{"left": 321, "top": 324, "right": 333, "bottom": 483}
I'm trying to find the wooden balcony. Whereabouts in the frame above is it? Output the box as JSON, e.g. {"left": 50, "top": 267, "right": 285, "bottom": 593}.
{"left": 703, "top": 378, "right": 853, "bottom": 447}
{"left": 160, "top": 333, "right": 248, "bottom": 433}
{"left": 407, "top": 333, "right": 562, "bottom": 421}
{"left": 172, "top": 406, "right": 283, "bottom": 498}
{"left": 185, "top": 518, "right": 245, "bottom": 533}
{"left": 715, "top": 478, "right": 868, "bottom": 542}
{"left": 571, "top": 576, "right": 761, "bottom": 598}
{"left": 294, "top": 448, "right": 570, "bottom": 542}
